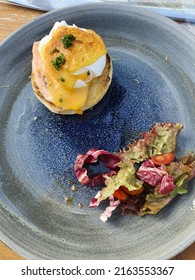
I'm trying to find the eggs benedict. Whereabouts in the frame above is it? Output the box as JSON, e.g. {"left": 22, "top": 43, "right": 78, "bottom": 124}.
{"left": 31, "top": 21, "right": 112, "bottom": 114}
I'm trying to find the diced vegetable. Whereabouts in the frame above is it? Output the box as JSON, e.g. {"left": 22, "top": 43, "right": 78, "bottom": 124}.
{"left": 151, "top": 152, "right": 175, "bottom": 165}
{"left": 114, "top": 188, "right": 129, "bottom": 201}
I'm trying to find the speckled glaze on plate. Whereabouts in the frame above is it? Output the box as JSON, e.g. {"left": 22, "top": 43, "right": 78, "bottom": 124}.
{"left": 0, "top": 3, "right": 195, "bottom": 260}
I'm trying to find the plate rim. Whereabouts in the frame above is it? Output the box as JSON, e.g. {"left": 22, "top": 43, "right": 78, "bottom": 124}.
{"left": 0, "top": 2, "right": 195, "bottom": 260}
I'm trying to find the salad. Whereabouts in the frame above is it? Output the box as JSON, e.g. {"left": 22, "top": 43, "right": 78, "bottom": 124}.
{"left": 74, "top": 123, "right": 195, "bottom": 222}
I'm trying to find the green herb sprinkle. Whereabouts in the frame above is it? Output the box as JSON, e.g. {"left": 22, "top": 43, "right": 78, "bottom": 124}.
{"left": 61, "top": 34, "right": 76, "bottom": 49}
{"left": 52, "top": 53, "right": 65, "bottom": 71}
{"left": 60, "top": 77, "right": 65, "bottom": 82}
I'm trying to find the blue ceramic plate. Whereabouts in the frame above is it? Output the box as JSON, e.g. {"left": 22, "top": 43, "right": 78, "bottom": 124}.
{"left": 0, "top": 3, "right": 195, "bottom": 259}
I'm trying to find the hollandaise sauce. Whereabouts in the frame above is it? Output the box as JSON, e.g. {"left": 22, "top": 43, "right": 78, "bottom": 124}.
{"left": 39, "top": 24, "right": 107, "bottom": 113}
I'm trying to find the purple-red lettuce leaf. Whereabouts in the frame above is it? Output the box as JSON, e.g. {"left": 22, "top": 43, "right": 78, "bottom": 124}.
{"left": 100, "top": 195, "right": 120, "bottom": 222}
{"left": 74, "top": 148, "right": 120, "bottom": 186}
{"left": 137, "top": 159, "right": 167, "bottom": 186}
{"left": 139, "top": 152, "right": 195, "bottom": 215}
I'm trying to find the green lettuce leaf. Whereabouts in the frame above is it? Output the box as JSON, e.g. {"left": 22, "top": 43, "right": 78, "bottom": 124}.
{"left": 145, "top": 122, "right": 183, "bottom": 157}
{"left": 116, "top": 139, "right": 148, "bottom": 164}
{"left": 116, "top": 122, "right": 183, "bottom": 164}
{"left": 139, "top": 194, "right": 172, "bottom": 216}
{"left": 98, "top": 162, "right": 143, "bottom": 202}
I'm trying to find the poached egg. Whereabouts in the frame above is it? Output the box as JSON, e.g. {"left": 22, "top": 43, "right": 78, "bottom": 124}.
{"left": 33, "top": 21, "right": 107, "bottom": 114}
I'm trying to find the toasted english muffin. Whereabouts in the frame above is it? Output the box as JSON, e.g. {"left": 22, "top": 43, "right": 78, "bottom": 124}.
{"left": 31, "top": 54, "right": 112, "bottom": 114}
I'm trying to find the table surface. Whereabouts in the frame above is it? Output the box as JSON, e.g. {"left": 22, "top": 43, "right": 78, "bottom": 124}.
{"left": 0, "top": 1, "right": 195, "bottom": 260}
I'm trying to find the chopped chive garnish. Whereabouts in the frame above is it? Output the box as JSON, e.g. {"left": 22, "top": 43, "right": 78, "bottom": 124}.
{"left": 58, "top": 97, "right": 63, "bottom": 103}
{"left": 52, "top": 54, "right": 65, "bottom": 71}
{"left": 61, "top": 34, "right": 76, "bottom": 49}
{"left": 60, "top": 77, "right": 65, "bottom": 82}
{"left": 50, "top": 47, "right": 59, "bottom": 54}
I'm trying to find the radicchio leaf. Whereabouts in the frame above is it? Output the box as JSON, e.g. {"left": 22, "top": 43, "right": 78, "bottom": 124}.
{"left": 89, "top": 191, "right": 101, "bottom": 208}
{"left": 89, "top": 191, "right": 120, "bottom": 222}
{"left": 157, "top": 173, "right": 175, "bottom": 195}
{"left": 100, "top": 195, "right": 120, "bottom": 222}
{"left": 74, "top": 148, "right": 120, "bottom": 186}
{"left": 137, "top": 159, "right": 167, "bottom": 186}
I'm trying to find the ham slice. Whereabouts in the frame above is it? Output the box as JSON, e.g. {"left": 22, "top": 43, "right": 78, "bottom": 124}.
{"left": 32, "top": 42, "right": 52, "bottom": 102}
